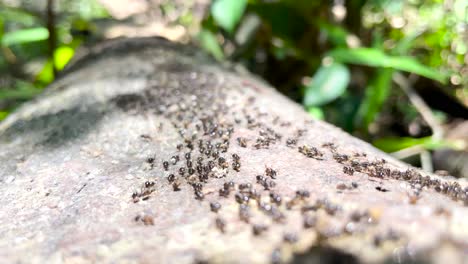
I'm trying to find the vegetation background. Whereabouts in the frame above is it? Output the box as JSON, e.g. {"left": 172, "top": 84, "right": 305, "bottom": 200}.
{"left": 0, "top": 0, "right": 466, "bottom": 177}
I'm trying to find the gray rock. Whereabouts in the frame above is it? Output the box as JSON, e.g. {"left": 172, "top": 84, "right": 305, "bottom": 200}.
{"left": 0, "top": 37, "right": 467, "bottom": 263}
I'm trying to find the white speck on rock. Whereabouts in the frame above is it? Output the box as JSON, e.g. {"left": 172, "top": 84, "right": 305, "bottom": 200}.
{"left": 212, "top": 167, "right": 227, "bottom": 178}
{"left": 96, "top": 244, "right": 111, "bottom": 257}
{"left": 5, "top": 175, "right": 15, "bottom": 183}
{"left": 14, "top": 236, "right": 27, "bottom": 244}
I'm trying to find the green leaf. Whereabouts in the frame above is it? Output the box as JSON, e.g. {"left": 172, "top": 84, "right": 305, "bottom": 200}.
{"left": 211, "top": 0, "right": 247, "bottom": 33}
{"left": 356, "top": 68, "right": 394, "bottom": 128}
{"left": 392, "top": 33, "right": 419, "bottom": 55}
{"left": 307, "top": 106, "right": 324, "bottom": 120}
{"left": 35, "top": 60, "right": 54, "bottom": 86}
{"left": 0, "top": 7, "right": 38, "bottom": 26}
{"left": 0, "top": 88, "right": 41, "bottom": 100}
{"left": 303, "top": 62, "right": 350, "bottom": 107}
{"left": 317, "top": 20, "right": 348, "bottom": 48}
{"left": 35, "top": 45, "right": 76, "bottom": 87}
{"left": 373, "top": 136, "right": 450, "bottom": 153}
{"left": 54, "top": 46, "right": 75, "bottom": 70}
{"left": 0, "top": 18, "right": 4, "bottom": 42}
{"left": 0, "top": 111, "right": 8, "bottom": 121}
{"left": 328, "top": 48, "right": 446, "bottom": 83}
{"left": 0, "top": 81, "right": 42, "bottom": 101}
{"left": 197, "top": 29, "right": 224, "bottom": 60}
{"left": 1, "top": 27, "right": 49, "bottom": 47}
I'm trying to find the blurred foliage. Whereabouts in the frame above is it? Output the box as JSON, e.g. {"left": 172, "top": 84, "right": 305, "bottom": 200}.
{"left": 373, "top": 136, "right": 460, "bottom": 153}
{"left": 199, "top": 0, "right": 467, "bottom": 157}
{"left": 0, "top": 0, "right": 109, "bottom": 120}
{"left": 303, "top": 61, "right": 350, "bottom": 107}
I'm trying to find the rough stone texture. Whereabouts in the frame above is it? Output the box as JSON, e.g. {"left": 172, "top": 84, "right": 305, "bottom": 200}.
{"left": 0, "top": 37, "right": 467, "bottom": 264}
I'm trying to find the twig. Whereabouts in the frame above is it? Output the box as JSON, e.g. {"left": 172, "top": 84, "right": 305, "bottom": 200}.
{"left": 1, "top": 46, "right": 16, "bottom": 64}
{"left": 391, "top": 145, "right": 433, "bottom": 173}
{"left": 420, "top": 150, "right": 433, "bottom": 173}
{"left": 393, "top": 72, "right": 443, "bottom": 140}
{"left": 391, "top": 145, "right": 425, "bottom": 160}
{"left": 47, "top": 0, "right": 57, "bottom": 77}
{"left": 392, "top": 72, "right": 444, "bottom": 173}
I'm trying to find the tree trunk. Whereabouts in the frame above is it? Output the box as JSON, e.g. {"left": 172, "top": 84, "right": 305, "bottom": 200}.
{"left": 0, "top": 37, "right": 467, "bottom": 264}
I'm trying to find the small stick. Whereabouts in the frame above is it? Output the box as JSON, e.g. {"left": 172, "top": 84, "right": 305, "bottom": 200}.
{"left": 393, "top": 72, "right": 443, "bottom": 140}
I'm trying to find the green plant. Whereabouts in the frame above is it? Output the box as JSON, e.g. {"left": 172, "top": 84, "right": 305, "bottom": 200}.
{"left": 0, "top": 0, "right": 109, "bottom": 120}
{"left": 199, "top": 0, "right": 466, "bottom": 170}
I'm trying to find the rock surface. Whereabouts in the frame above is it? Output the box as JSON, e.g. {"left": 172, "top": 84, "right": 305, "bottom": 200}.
{"left": 0, "top": 37, "right": 467, "bottom": 264}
